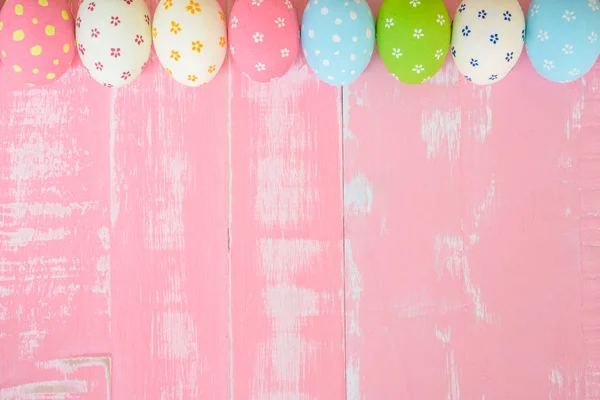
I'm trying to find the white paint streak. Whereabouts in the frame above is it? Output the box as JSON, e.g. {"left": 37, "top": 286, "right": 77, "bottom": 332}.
{"left": 434, "top": 235, "right": 492, "bottom": 323}
{"left": 346, "top": 356, "right": 361, "bottom": 400}
{"left": 472, "top": 85, "right": 493, "bottom": 143}
{"left": 446, "top": 350, "right": 461, "bottom": 400}
{"left": 0, "top": 380, "right": 88, "bottom": 398}
{"left": 109, "top": 88, "right": 120, "bottom": 227}
{"left": 432, "top": 61, "right": 461, "bottom": 87}
{"left": 565, "top": 90, "right": 584, "bottom": 140}
{"left": 550, "top": 367, "right": 564, "bottom": 389}
{"left": 473, "top": 179, "right": 495, "bottom": 229}
{"left": 144, "top": 152, "right": 187, "bottom": 250}
{"left": 253, "top": 238, "right": 332, "bottom": 398}
{"left": 435, "top": 326, "right": 451, "bottom": 344}
{"left": 37, "top": 356, "right": 112, "bottom": 399}
{"left": 154, "top": 310, "right": 198, "bottom": 360}
{"left": 421, "top": 109, "right": 461, "bottom": 162}
{"left": 344, "top": 174, "right": 373, "bottom": 216}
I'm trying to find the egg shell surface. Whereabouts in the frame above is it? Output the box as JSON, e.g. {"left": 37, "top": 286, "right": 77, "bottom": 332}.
{"left": 526, "top": 0, "right": 600, "bottom": 83}
{"left": 76, "top": 0, "right": 152, "bottom": 88}
{"left": 154, "top": 0, "right": 227, "bottom": 87}
{"left": 229, "top": 0, "right": 299, "bottom": 82}
{"left": 0, "top": 0, "right": 75, "bottom": 87}
{"left": 377, "top": 0, "right": 450, "bottom": 84}
{"left": 451, "top": 0, "right": 525, "bottom": 85}
{"left": 301, "top": 0, "right": 375, "bottom": 86}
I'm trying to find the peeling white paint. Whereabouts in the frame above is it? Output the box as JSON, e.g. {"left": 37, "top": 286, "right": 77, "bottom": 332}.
{"left": 421, "top": 108, "right": 462, "bottom": 162}
{"left": 109, "top": 87, "right": 120, "bottom": 227}
{"left": 473, "top": 179, "right": 495, "bottom": 229}
{"left": 344, "top": 174, "right": 373, "bottom": 216}
{"left": 432, "top": 61, "right": 461, "bottom": 87}
{"left": 434, "top": 235, "right": 492, "bottom": 323}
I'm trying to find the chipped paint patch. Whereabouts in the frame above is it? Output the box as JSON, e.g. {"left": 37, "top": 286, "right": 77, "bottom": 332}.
{"left": 344, "top": 174, "right": 373, "bottom": 216}
{"left": 421, "top": 108, "right": 462, "bottom": 162}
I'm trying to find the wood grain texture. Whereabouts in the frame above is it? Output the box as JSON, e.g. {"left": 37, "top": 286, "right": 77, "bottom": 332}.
{"left": 344, "top": 0, "right": 593, "bottom": 398}
{"left": 0, "top": 60, "right": 111, "bottom": 391}
{"left": 229, "top": 14, "right": 346, "bottom": 397}
{"left": 109, "top": 14, "right": 229, "bottom": 399}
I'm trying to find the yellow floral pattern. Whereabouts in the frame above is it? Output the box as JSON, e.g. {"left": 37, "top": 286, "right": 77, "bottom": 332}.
{"left": 219, "top": 37, "right": 226, "bottom": 47}
{"left": 219, "top": 11, "right": 225, "bottom": 21}
{"left": 186, "top": 0, "right": 201, "bottom": 14}
{"left": 191, "top": 41, "right": 203, "bottom": 53}
{"left": 170, "top": 50, "right": 181, "bottom": 61}
{"left": 165, "top": 68, "right": 173, "bottom": 75}
{"left": 153, "top": 27, "right": 158, "bottom": 39}
{"left": 187, "top": 74, "right": 197, "bottom": 82}
{"left": 170, "top": 21, "right": 181, "bottom": 34}
{"left": 163, "top": 0, "right": 173, "bottom": 9}
{"left": 208, "top": 65, "right": 216, "bottom": 73}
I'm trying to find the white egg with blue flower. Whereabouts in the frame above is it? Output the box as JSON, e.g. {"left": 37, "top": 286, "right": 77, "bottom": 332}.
{"left": 451, "top": 0, "right": 525, "bottom": 85}
{"left": 301, "top": 0, "right": 375, "bottom": 86}
{"left": 526, "top": 0, "right": 600, "bottom": 83}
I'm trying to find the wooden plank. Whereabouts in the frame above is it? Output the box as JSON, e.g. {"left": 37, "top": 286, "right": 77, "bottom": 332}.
{"left": 109, "top": 1, "right": 229, "bottom": 397}
{"left": 229, "top": 25, "right": 346, "bottom": 400}
{"left": 344, "top": 0, "right": 589, "bottom": 397}
{"left": 0, "top": 63, "right": 112, "bottom": 390}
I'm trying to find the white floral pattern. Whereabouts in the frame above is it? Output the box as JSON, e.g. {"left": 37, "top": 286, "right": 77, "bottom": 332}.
{"left": 392, "top": 48, "right": 402, "bottom": 58}
{"left": 543, "top": 59, "right": 554, "bottom": 70}
{"left": 589, "top": 0, "right": 599, "bottom": 11}
{"left": 562, "top": 10, "right": 576, "bottom": 22}
{"left": 589, "top": 31, "right": 598, "bottom": 43}
{"left": 412, "top": 64, "right": 424, "bottom": 74}
{"left": 281, "top": 48, "right": 290, "bottom": 57}
{"left": 253, "top": 32, "right": 264, "bottom": 43}
{"left": 409, "top": 0, "right": 420, "bottom": 7}
{"left": 413, "top": 28, "right": 424, "bottom": 39}
{"left": 436, "top": 14, "right": 445, "bottom": 25}
{"left": 569, "top": 68, "right": 581, "bottom": 76}
{"left": 537, "top": 29, "right": 549, "bottom": 42}
{"left": 434, "top": 49, "right": 443, "bottom": 59}
{"left": 562, "top": 44, "right": 574, "bottom": 54}
{"left": 285, "top": 0, "right": 293, "bottom": 8}
{"left": 530, "top": 4, "right": 539, "bottom": 16}
{"left": 251, "top": 0, "right": 264, "bottom": 6}
{"left": 231, "top": 16, "right": 238, "bottom": 28}
{"left": 384, "top": 18, "right": 394, "bottom": 28}
{"left": 255, "top": 62, "right": 266, "bottom": 71}
{"left": 275, "top": 17, "right": 285, "bottom": 28}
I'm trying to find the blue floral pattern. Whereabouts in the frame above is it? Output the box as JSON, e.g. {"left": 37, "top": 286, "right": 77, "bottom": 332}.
{"left": 525, "top": 0, "right": 600, "bottom": 83}
{"left": 450, "top": 0, "right": 525, "bottom": 85}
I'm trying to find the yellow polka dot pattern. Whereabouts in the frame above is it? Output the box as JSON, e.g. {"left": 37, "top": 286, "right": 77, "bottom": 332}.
{"left": 0, "top": 1, "right": 76, "bottom": 87}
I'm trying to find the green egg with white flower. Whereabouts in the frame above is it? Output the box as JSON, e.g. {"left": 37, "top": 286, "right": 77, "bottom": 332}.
{"left": 376, "top": 0, "right": 451, "bottom": 84}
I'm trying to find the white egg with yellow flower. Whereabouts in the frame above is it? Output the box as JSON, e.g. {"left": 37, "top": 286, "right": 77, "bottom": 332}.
{"left": 153, "top": 0, "right": 227, "bottom": 87}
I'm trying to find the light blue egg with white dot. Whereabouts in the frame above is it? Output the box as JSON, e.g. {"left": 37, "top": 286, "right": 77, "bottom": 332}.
{"left": 301, "top": 0, "right": 375, "bottom": 86}
{"left": 526, "top": 0, "right": 600, "bottom": 83}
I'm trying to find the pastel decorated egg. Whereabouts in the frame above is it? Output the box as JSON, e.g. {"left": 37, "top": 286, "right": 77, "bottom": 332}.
{"left": 229, "top": 0, "right": 299, "bottom": 82}
{"left": 0, "top": 0, "right": 75, "bottom": 88}
{"left": 526, "top": 0, "right": 600, "bottom": 83}
{"left": 451, "top": 0, "right": 525, "bottom": 85}
{"left": 376, "top": 0, "right": 450, "bottom": 84}
{"left": 76, "top": 0, "right": 152, "bottom": 88}
{"left": 154, "top": 0, "right": 227, "bottom": 87}
{"left": 301, "top": 0, "right": 375, "bottom": 86}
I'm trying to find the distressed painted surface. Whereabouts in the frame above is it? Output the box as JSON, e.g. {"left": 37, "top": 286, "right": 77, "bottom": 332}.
{"left": 344, "top": 0, "right": 599, "bottom": 398}
{"left": 1, "top": 0, "right": 600, "bottom": 398}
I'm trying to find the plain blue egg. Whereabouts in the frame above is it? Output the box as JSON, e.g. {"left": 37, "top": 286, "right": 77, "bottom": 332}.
{"left": 301, "top": 0, "right": 375, "bottom": 86}
{"left": 526, "top": 0, "right": 600, "bottom": 83}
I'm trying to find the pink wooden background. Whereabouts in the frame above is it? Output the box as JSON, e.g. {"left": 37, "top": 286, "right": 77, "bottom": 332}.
{"left": 1, "top": 0, "right": 599, "bottom": 398}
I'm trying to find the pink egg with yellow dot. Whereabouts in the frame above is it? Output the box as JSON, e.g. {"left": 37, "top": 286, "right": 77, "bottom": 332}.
{"left": 0, "top": 0, "right": 75, "bottom": 88}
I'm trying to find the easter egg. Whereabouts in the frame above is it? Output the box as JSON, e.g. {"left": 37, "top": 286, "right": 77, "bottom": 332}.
{"left": 0, "top": 0, "right": 75, "bottom": 88}
{"left": 76, "top": 0, "right": 152, "bottom": 88}
{"left": 229, "top": 0, "right": 299, "bottom": 82}
{"left": 376, "top": 0, "right": 450, "bottom": 84}
{"left": 301, "top": 0, "right": 375, "bottom": 86}
{"left": 451, "top": 0, "right": 525, "bottom": 85}
{"left": 526, "top": 0, "right": 600, "bottom": 83}
{"left": 154, "top": 0, "right": 227, "bottom": 87}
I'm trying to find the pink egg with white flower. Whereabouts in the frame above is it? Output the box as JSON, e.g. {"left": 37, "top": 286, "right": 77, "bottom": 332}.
{"left": 229, "top": 0, "right": 299, "bottom": 82}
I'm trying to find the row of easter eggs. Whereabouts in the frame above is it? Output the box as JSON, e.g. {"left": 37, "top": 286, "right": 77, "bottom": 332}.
{"left": 0, "top": 0, "right": 597, "bottom": 89}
